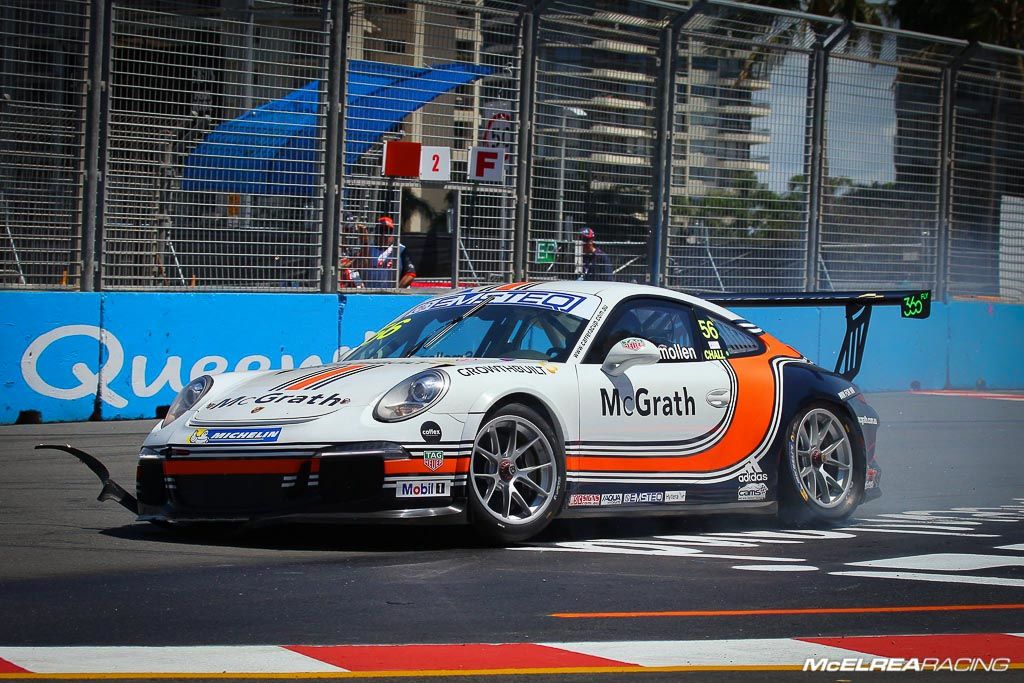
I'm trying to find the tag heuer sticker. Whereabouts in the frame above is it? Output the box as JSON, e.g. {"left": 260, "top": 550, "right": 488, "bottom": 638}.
{"left": 423, "top": 450, "right": 444, "bottom": 471}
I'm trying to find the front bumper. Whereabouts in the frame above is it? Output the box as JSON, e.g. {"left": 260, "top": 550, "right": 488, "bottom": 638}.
{"left": 136, "top": 441, "right": 468, "bottom": 524}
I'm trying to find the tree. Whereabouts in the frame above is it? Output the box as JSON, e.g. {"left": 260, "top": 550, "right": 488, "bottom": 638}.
{"left": 891, "top": 0, "right": 1023, "bottom": 50}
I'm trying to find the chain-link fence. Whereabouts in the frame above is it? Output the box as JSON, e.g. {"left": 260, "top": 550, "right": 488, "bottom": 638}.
{"left": 0, "top": 0, "right": 88, "bottom": 288}
{"left": 1, "top": 0, "right": 1022, "bottom": 301}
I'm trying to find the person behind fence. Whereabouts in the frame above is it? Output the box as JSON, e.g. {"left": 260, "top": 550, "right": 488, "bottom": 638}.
{"left": 362, "top": 215, "right": 416, "bottom": 288}
{"left": 338, "top": 214, "right": 365, "bottom": 288}
{"left": 579, "top": 227, "right": 613, "bottom": 281}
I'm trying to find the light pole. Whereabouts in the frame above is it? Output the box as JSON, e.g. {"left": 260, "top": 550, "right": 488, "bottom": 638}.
{"left": 556, "top": 106, "right": 586, "bottom": 246}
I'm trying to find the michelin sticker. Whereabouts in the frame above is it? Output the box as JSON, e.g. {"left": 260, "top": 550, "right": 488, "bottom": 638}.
{"left": 188, "top": 427, "right": 282, "bottom": 444}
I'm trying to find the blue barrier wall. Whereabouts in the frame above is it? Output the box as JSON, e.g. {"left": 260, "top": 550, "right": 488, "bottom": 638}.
{"left": 1, "top": 292, "right": 1020, "bottom": 423}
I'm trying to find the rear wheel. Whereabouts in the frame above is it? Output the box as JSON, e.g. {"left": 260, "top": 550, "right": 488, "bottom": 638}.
{"left": 467, "top": 404, "right": 565, "bottom": 544}
{"left": 780, "top": 404, "right": 864, "bottom": 525}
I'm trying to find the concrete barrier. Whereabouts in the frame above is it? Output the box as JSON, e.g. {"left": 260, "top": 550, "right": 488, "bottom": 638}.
{"left": 1, "top": 291, "right": 1020, "bottom": 423}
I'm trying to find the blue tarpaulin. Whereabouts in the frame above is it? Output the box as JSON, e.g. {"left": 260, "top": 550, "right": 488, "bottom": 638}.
{"left": 182, "top": 60, "right": 494, "bottom": 195}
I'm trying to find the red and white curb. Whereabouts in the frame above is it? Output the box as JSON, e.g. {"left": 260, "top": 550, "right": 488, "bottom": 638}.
{"left": 1, "top": 634, "right": 1022, "bottom": 676}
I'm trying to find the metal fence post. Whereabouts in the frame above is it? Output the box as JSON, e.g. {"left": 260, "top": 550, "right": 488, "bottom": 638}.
{"left": 936, "top": 42, "right": 978, "bottom": 303}
{"left": 804, "top": 21, "right": 849, "bottom": 292}
{"left": 650, "top": 1, "right": 705, "bottom": 288}
{"left": 82, "top": 0, "right": 111, "bottom": 292}
{"left": 648, "top": 22, "right": 677, "bottom": 287}
{"left": 513, "top": 1, "right": 549, "bottom": 282}
{"left": 450, "top": 189, "right": 461, "bottom": 288}
{"left": 321, "top": 0, "right": 348, "bottom": 293}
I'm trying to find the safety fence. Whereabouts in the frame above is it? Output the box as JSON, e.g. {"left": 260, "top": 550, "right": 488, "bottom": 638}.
{"left": 1, "top": 0, "right": 1022, "bottom": 300}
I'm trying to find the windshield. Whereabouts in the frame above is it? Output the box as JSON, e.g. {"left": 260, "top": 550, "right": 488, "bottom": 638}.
{"left": 346, "top": 303, "right": 590, "bottom": 362}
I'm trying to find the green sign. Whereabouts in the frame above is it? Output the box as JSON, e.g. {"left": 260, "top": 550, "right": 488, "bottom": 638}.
{"left": 535, "top": 240, "right": 557, "bottom": 264}
{"left": 901, "top": 291, "right": 931, "bottom": 319}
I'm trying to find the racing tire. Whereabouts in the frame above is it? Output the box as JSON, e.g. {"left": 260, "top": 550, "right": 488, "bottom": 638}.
{"left": 779, "top": 403, "right": 865, "bottom": 526}
{"left": 467, "top": 404, "right": 566, "bottom": 544}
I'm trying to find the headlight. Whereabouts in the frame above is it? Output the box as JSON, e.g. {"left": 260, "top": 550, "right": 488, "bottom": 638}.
{"left": 374, "top": 370, "right": 449, "bottom": 422}
{"left": 161, "top": 375, "right": 213, "bottom": 427}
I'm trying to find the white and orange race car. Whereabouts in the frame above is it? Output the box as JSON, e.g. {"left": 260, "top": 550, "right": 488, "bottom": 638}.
{"left": 46, "top": 281, "right": 930, "bottom": 543}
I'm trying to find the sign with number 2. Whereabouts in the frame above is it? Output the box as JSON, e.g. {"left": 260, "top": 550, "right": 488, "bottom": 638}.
{"left": 419, "top": 146, "right": 451, "bottom": 182}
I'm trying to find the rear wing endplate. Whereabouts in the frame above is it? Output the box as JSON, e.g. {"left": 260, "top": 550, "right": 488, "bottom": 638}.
{"left": 705, "top": 290, "right": 932, "bottom": 382}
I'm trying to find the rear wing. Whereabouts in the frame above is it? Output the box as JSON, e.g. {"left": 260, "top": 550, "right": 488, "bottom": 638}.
{"left": 705, "top": 290, "right": 932, "bottom": 382}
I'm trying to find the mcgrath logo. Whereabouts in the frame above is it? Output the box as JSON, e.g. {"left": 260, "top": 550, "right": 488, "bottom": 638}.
{"left": 737, "top": 459, "right": 768, "bottom": 483}
{"left": 600, "top": 387, "right": 695, "bottom": 417}
{"left": 420, "top": 421, "right": 442, "bottom": 443}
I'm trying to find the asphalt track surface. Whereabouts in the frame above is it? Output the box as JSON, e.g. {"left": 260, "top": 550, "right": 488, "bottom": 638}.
{"left": 2, "top": 391, "right": 1024, "bottom": 680}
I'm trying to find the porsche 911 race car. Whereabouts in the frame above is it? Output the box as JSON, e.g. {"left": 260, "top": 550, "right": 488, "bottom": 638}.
{"left": 46, "top": 281, "right": 930, "bottom": 543}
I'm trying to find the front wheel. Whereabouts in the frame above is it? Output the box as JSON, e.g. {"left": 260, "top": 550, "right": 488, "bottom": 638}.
{"left": 780, "top": 404, "right": 864, "bottom": 525}
{"left": 467, "top": 404, "right": 565, "bottom": 544}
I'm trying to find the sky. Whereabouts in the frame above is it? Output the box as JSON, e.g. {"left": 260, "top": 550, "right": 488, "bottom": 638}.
{"left": 755, "top": 52, "right": 899, "bottom": 193}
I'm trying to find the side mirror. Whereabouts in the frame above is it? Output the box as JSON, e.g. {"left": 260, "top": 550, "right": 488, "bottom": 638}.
{"left": 602, "top": 337, "right": 661, "bottom": 376}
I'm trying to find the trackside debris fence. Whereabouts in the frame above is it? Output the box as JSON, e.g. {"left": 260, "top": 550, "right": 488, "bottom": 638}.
{"left": 1, "top": 0, "right": 1021, "bottom": 301}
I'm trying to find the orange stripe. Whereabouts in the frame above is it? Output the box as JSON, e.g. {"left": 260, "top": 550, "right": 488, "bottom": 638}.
{"left": 384, "top": 457, "right": 468, "bottom": 476}
{"left": 165, "top": 458, "right": 317, "bottom": 476}
{"left": 569, "top": 335, "right": 800, "bottom": 475}
{"left": 493, "top": 281, "right": 530, "bottom": 291}
{"left": 285, "top": 364, "right": 362, "bottom": 391}
{"left": 550, "top": 603, "right": 1024, "bottom": 619}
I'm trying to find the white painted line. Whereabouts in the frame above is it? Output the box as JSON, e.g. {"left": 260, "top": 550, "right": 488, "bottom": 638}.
{"left": 911, "top": 390, "right": 1024, "bottom": 401}
{"left": 830, "top": 570, "right": 1024, "bottom": 588}
{"left": 838, "top": 527, "right": 998, "bottom": 538}
{"left": 704, "top": 534, "right": 803, "bottom": 544}
{"left": 708, "top": 530, "right": 855, "bottom": 541}
{"left": 511, "top": 541, "right": 807, "bottom": 562}
{"left": 0, "top": 646, "right": 345, "bottom": 674}
{"left": 847, "top": 553, "right": 1024, "bottom": 572}
{"left": 731, "top": 564, "right": 819, "bottom": 572}
{"left": 996, "top": 543, "right": 1024, "bottom": 551}
{"left": 856, "top": 523, "right": 990, "bottom": 532}
{"left": 861, "top": 516, "right": 982, "bottom": 526}
{"left": 547, "top": 639, "right": 859, "bottom": 667}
